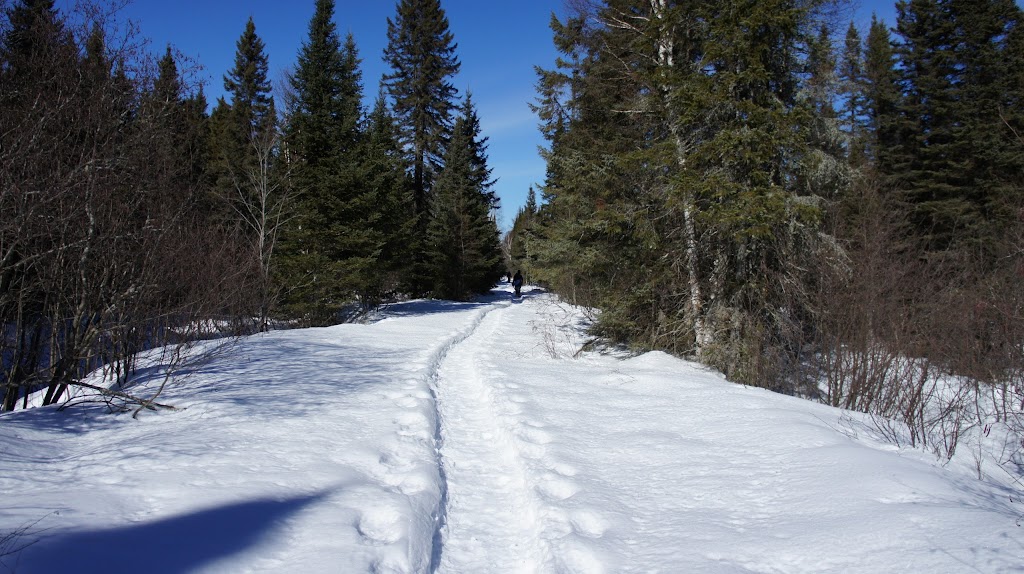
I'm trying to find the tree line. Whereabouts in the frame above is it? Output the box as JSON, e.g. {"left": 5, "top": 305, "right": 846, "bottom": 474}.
{"left": 508, "top": 0, "right": 1023, "bottom": 459}
{"left": 0, "top": 0, "right": 504, "bottom": 412}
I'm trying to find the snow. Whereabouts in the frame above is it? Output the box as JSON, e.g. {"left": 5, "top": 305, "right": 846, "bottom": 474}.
{"left": 1, "top": 285, "right": 1021, "bottom": 573}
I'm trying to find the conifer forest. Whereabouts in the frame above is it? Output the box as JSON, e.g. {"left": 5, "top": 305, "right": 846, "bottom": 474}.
{"left": 2, "top": 0, "right": 1023, "bottom": 466}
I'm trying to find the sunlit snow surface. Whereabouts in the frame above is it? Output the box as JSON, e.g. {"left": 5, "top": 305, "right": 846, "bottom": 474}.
{"left": 1, "top": 285, "right": 1021, "bottom": 573}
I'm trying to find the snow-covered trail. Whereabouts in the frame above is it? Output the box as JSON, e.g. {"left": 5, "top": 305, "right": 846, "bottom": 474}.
{"left": 1, "top": 285, "right": 1022, "bottom": 573}
{"left": 429, "top": 302, "right": 551, "bottom": 572}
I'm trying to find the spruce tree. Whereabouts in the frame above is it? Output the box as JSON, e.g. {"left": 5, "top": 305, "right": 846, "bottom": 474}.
{"left": 279, "top": 0, "right": 371, "bottom": 323}
{"left": 425, "top": 95, "right": 503, "bottom": 300}
{"left": 213, "top": 17, "right": 276, "bottom": 199}
{"left": 507, "top": 186, "right": 538, "bottom": 277}
{"left": 362, "top": 92, "right": 417, "bottom": 302}
{"left": 203, "top": 19, "right": 285, "bottom": 324}
{"left": 807, "top": 24, "right": 838, "bottom": 120}
{"left": 382, "top": 0, "right": 461, "bottom": 217}
{"left": 531, "top": 0, "right": 838, "bottom": 388}
{"left": 951, "top": 0, "right": 1024, "bottom": 252}
{"left": 892, "top": 0, "right": 965, "bottom": 251}
{"left": 1, "top": 0, "right": 69, "bottom": 78}
{"left": 205, "top": 96, "right": 234, "bottom": 212}
{"left": 838, "top": 22, "right": 869, "bottom": 165}
{"left": 863, "top": 15, "right": 901, "bottom": 172}
{"left": 890, "top": 0, "right": 1024, "bottom": 254}
{"left": 224, "top": 18, "right": 275, "bottom": 141}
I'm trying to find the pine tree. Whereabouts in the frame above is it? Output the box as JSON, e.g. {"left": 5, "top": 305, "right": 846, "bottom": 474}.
{"left": 382, "top": 0, "right": 461, "bottom": 217}
{"left": 425, "top": 95, "right": 503, "bottom": 300}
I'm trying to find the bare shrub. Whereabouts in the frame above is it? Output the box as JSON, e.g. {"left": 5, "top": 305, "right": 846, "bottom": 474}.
{"left": 813, "top": 169, "right": 1024, "bottom": 489}
{"left": 1, "top": 2, "right": 260, "bottom": 412}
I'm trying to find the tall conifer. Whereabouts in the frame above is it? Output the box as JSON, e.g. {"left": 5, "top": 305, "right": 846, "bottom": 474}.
{"left": 279, "top": 0, "right": 371, "bottom": 323}
{"left": 223, "top": 17, "right": 275, "bottom": 160}
{"left": 382, "top": 0, "right": 461, "bottom": 216}
{"left": 890, "top": 0, "right": 1024, "bottom": 254}
{"left": 362, "top": 92, "right": 416, "bottom": 300}
{"left": 531, "top": 0, "right": 838, "bottom": 387}
{"left": 425, "top": 95, "right": 503, "bottom": 300}
{"left": 838, "top": 22, "right": 869, "bottom": 165}
{"left": 863, "top": 15, "right": 900, "bottom": 171}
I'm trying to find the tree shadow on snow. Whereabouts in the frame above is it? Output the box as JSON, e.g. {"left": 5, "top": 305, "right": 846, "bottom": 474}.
{"left": 508, "top": 286, "right": 546, "bottom": 304}
{"left": 12, "top": 491, "right": 328, "bottom": 574}
{"left": 379, "top": 294, "right": 503, "bottom": 318}
{"left": 380, "top": 299, "right": 490, "bottom": 318}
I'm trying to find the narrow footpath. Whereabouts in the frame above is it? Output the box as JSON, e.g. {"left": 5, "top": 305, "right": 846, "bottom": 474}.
{"left": 429, "top": 302, "right": 552, "bottom": 573}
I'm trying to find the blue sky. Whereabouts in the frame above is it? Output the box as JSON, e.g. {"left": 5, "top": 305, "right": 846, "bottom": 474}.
{"left": 54, "top": 0, "right": 902, "bottom": 231}
{"left": 79, "top": 0, "right": 569, "bottom": 231}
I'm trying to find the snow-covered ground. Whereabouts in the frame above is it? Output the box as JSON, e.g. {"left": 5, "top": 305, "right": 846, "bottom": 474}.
{"left": 1, "top": 285, "right": 1021, "bottom": 573}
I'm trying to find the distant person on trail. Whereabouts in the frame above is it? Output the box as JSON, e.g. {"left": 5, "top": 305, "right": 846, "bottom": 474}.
{"left": 512, "top": 270, "right": 523, "bottom": 298}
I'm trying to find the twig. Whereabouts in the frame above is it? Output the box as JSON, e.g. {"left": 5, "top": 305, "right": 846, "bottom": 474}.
{"left": 62, "top": 380, "right": 177, "bottom": 412}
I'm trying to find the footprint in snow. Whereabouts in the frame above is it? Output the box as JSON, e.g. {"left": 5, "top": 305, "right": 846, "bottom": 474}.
{"left": 569, "top": 509, "right": 609, "bottom": 538}
{"left": 378, "top": 450, "right": 415, "bottom": 473}
{"left": 536, "top": 474, "right": 579, "bottom": 501}
{"left": 547, "top": 461, "right": 578, "bottom": 477}
{"left": 393, "top": 395, "right": 420, "bottom": 409}
{"left": 357, "top": 505, "right": 404, "bottom": 545}
{"left": 516, "top": 427, "right": 553, "bottom": 445}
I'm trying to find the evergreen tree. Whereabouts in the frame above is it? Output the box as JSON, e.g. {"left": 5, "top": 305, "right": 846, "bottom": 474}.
{"left": 201, "top": 19, "right": 285, "bottom": 325}
{"left": 0, "top": 0, "right": 70, "bottom": 82}
{"left": 211, "top": 17, "right": 276, "bottom": 202}
{"left": 892, "top": 0, "right": 965, "bottom": 251}
{"left": 525, "top": 185, "right": 538, "bottom": 215}
{"left": 807, "top": 23, "right": 838, "bottom": 119}
{"left": 863, "top": 14, "right": 901, "bottom": 171}
{"left": 361, "top": 92, "right": 417, "bottom": 302}
{"left": 838, "top": 22, "right": 869, "bottom": 165}
{"left": 531, "top": 0, "right": 838, "bottom": 388}
{"left": 382, "top": 0, "right": 461, "bottom": 216}
{"left": 951, "top": 0, "right": 1024, "bottom": 250}
{"left": 279, "top": 0, "right": 372, "bottom": 323}
{"left": 803, "top": 21, "right": 849, "bottom": 200}
{"left": 425, "top": 95, "right": 503, "bottom": 300}
{"left": 889, "top": 0, "right": 1024, "bottom": 254}
{"left": 205, "top": 96, "right": 234, "bottom": 212}
{"left": 224, "top": 18, "right": 275, "bottom": 142}
{"left": 507, "top": 186, "right": 538, "bottom": 276}
{"left": 530, "top": 7, "right": 653, "bottom": 321}
{"left": 150, "top": 46, "right": 208, "bottom": 196}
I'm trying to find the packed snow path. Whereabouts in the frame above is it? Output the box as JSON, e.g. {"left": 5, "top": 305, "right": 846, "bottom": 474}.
{"left": 429, "top": 303, "right": 555, "bottom": 572}
{"left": 1, "top": 285, "right": 1022, "bottom": 573}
